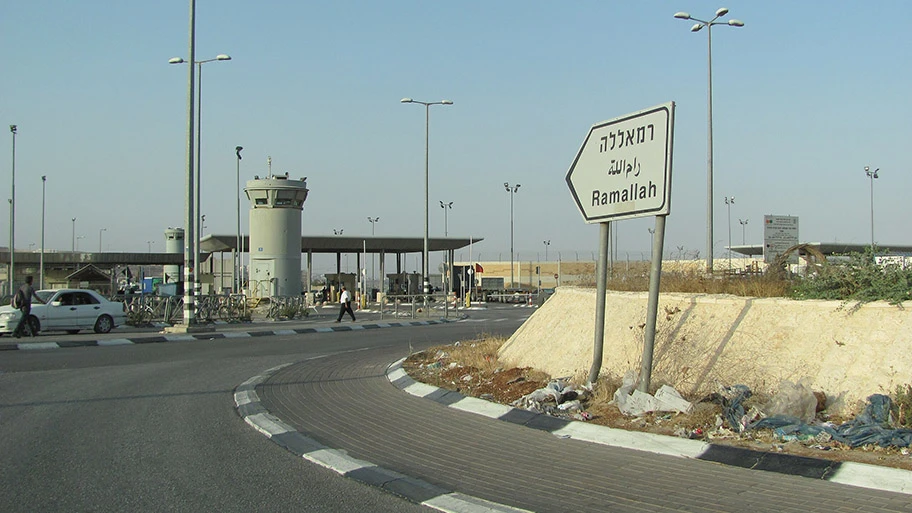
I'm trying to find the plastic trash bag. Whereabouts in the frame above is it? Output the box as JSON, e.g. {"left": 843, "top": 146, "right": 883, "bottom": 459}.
{"left": 764, "top": 379, "right": 819, "bottom": 423}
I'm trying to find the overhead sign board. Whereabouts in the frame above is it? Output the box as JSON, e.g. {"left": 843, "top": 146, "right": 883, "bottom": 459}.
{"left": 763, "top": 215, "right": 799, "bottom": 263}
{"left": 566, "top": 102, "right": 674, "bottom": 223}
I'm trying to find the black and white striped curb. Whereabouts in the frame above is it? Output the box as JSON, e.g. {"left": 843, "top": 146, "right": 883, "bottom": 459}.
{"left": 0, "top": 319, "right": 452, "bottom": 352}
{"left": 387, "top": 358, "right": 912, "bottom": 497}
{"left": 235, "top": 362, "right": 531, "bottom": 513}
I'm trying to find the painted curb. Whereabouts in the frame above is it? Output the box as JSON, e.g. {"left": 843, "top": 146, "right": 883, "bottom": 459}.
{"left": 235, "top": 363, "right": 531, "bottom": 513}
{"left": 387, "top": 358, "right": 912, "bottom": 497}
{"left": 0, "top": 319, "right": 454, "bottom": 351}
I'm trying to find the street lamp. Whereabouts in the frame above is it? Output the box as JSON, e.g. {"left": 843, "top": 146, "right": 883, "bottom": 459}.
{"left": 170, "top": 53, "right": 231, "bottom": 304}
{"left": 865, "top": 166, "right": 879, "bottom": 250}
{"left": 71, "top": 217, "right": 77, "bottom": 252}
{"left": 725, "top": 196, "right": 734, "bottom": 270}
{"left": 400, "top": 97, "right": 453, "bottom": 296}
{"left": 40, "top": 175, "right": 46, "bottom": 289}
{"left": 76, "top": 235, "right": 85, "bottom": 251}
{"left": 543, "top": 240, "right": 550, "bottom": 261}
{"left": 235, "top": 146, "right": 243, "bottom": 293}
{"left": 9, "top": 125, "right": 16, "bottom": 294}
{"left": 333, "top": 229, "right": 344, "bottom": 235}
{"left": 674, "top": 8, "right": 744, "bottom": 274}
{"left": 647, "top": 228, "right": 655, "bottom": 258}
{"left": 439, "top": 201, "right": 453, "bottom": 236}
{"left": 504, "top": 182, "right": 521, "bottom": 289}
{"left": 368, "top": 217, "right": 379, "bottom": 294}
{"left": 147, "top": 241, "right": 154, "bottom": 253}
{"left": 739, "top": 218, "right": 749, "bottom": 244}
{"left": 99, "top": 228, "right": 107, "bottom": 252}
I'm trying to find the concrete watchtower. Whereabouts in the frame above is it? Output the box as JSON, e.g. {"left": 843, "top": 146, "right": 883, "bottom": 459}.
{"left": 245, "top": 173, "right": 309, "bottom": 297}
{"left": 163, "top": 227, "right": 184, "bottom": 284}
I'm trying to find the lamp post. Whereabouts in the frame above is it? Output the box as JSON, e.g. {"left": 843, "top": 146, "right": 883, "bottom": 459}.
{"left": 739, "top": 218, "right": 748, "bottom": 245}
{"left": 439, "top": 201, "right": 452, "bottom": 294}
{"left": 674, "top": 8, "right": 744, "bottom": 274}
{"left": 76, "top": 235, "right": 85, "bottom": 251}
{"left": 9, "top": 125, "right": 16, "bottom": 294}
{"left": 865, "top": 166, "right": 879, "bottom": 250}
{"left": 725, "top": 196, "right": 734, "bottom": 270}
{"left": 170, "top": 53, "right": 232, "bottom": 305}
{"left": 40, "top": 175, "right": 46, "bottom": 289}
{"left": 71, "top": 217, "right": 77, "bottom": 252}
{"left": 333, "top": 229, "right": 343, "bottom": 235}
{"left": 233, "top": 149, "right": 243, "bottom": 294}
{"left": 543, "top": 240, "right": 550, "bottom": 261}
{"left": 368, "top": 217, "right": 379, "bottom": 295}
{"left": 648, "top": 228, "right": 656, "bottom": 258}
{"left": 504, "top": 183, "right": 521, "bottom": 288}
{"left": 147, "top": 241, "right": 154, "bottom": 253}
{"left": 400, "top": 97, "right": 453, "bottom": 297}
{"left": 99, "top": 228, "right": 107, "bottom": 252}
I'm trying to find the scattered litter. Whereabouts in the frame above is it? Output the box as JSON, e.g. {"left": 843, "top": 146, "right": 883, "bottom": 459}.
{"left": 612, "top": 371, "right": 693, "bottom": 416}
{"left": 764, "top": 379, "right": 819, "bottom": 423}
{"left": 751, "top": 394, "right": 912, "bottom": 448}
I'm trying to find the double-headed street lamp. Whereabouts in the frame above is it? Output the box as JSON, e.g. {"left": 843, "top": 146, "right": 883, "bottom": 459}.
{"left": 865, "top": 166, "right": 879, "bottom": 250}
{"left": 99, "top": 228, "right": 107, "bottom": 252}
{"left": 170, "top": 53, "right": 231, "bottom": 304}
{"left": 9, "top": 125, "right": 17, "bottom": 293}
{"left": 724, "top": 196, "right": 735, "bottom": 270}
{"left": 71, "top": 217, "right": 77, "bottom": 252}
{"left": 543, "top": 240, "right": 550, "bottom": 261}
{"left": 401, "top": 97, "right": 453, "bottom": 296}
{"left": 739, "top": 218, "right": 749, "bottom": 244}
{"left": 235, "top": 146, "right": 243, "bottom": 293}
{"left": 504, "top": 183, "right": 521, "bottom": 289}
{"left": 674, "top": 8, "right": 744, "bottom": 274}
{"left": 368, "top": 217, "right": 379, "bottom": 293}
{"left": 40, "top": 176, "right": 46, "bottom": 289}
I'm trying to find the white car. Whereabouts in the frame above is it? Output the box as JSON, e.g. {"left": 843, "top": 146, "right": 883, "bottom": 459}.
{"left": 0, "top": 289, "right": 127, "bottom": 335}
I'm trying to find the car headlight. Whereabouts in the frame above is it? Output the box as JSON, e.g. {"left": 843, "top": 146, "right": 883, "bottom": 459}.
{"left": 0, "top": 312, "right": 18, "bottom": 321}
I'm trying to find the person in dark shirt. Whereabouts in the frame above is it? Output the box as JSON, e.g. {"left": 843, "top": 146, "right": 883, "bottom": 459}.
{"left": 13, "top": 276, "right": 44, "bottom": 338}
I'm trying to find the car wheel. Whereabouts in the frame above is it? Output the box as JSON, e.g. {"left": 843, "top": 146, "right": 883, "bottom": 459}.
{"left": 94, "top": 315, "right": 114, "bottom": 334}
{"left": 66, "top": 330, "right": 80, "bottom": 335}
{"left": 28, "top": 316, "right": 41, "bottom": 335}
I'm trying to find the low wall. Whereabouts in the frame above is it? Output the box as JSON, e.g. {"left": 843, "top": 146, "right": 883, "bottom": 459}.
{"left": 498, "top": 287, "right": 912, "bottom": 410}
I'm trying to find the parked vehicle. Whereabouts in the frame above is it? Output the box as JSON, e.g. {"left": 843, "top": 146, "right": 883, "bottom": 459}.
{"left": 0, "top": 289, "right": 127, "bottom": 335}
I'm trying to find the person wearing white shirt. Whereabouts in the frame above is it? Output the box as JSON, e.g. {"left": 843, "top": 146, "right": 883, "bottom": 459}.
{"left": 335, "top": 285, "right": 356, "bottom": 322}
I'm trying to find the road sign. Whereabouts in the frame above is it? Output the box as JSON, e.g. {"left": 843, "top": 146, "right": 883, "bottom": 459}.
{"left": 763, "top": 215, "right": 799, "bottom": 263}
{"left": 566, "top": 102, "right": 674, "bottom": 223}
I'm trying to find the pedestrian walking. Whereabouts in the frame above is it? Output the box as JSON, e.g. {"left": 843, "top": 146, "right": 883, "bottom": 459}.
{"left": 12, "top": 275, "right": 44, "bottom": 338}
{"left": 335, "top": 285, "right": 355, "bottom": 322}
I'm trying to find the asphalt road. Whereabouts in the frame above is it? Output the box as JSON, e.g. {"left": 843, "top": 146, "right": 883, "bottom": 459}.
{"left": 2, "top": 305, "right": 910, "bottom": 512}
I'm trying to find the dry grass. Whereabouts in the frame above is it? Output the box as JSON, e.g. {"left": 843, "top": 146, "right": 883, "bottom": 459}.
{"left": 570, "top": 263, "right": 792, "bottom": 298}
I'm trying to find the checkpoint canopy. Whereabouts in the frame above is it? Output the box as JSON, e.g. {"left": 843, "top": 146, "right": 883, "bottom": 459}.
{"left": 566, "top": 102, "right": 674, "bottom": 223}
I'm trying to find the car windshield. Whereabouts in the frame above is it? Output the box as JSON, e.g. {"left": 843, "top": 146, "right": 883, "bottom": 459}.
{"left": 36, "top": 291, "right": 55, "bottom": 303}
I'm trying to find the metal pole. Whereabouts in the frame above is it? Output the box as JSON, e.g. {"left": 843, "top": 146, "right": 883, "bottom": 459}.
{"left": 183, "top": 0, "right": 197, "bottom": 325}
{"left": 587, "top": 221, "right": 610, "bottom": 384}
{"left": 194, "top": 61, "right": 202, "bottom": 300}
{"left": 236, "top": 147, "right": 242, "bottom": 293}
{"left": 99, "top": 228, "right": 106, "bottom": 252}
{"left": 71, "top": 218, "right": 76, "bottom": 252}
{"left": 638, "top": 215, "right": 667, "bottom": 392}
{"left": 9, "top": 125, "right": 16, "bottom": 294}
{"left": 870, "top": 171, "right": 875, "bottom": 249}
{"left": 705, "top": 23, "right": 714, "bottom": 274}
{"left": 422, "top": 104, "right": 430, "bottom": 298}
{"left": 40, "top": 176, "right": 46, "bottom": 289}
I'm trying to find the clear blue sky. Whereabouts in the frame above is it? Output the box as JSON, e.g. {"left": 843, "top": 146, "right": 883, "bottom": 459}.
{"left": 1, "top": 1, "right": 909, "bottom": 273}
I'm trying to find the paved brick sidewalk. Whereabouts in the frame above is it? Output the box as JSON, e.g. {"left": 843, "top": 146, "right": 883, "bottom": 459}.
{"left": 248, "top": 347, "right": 912, "bottom": 513}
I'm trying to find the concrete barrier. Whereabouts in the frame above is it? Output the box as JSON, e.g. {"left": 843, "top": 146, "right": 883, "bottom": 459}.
{"left": 498, "top": 287, "right": 912, "bottom": 410}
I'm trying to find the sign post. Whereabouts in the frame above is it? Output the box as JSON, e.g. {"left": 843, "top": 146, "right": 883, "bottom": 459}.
{"left": 566, "top": 102, "right": 675, "bottom": 390}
